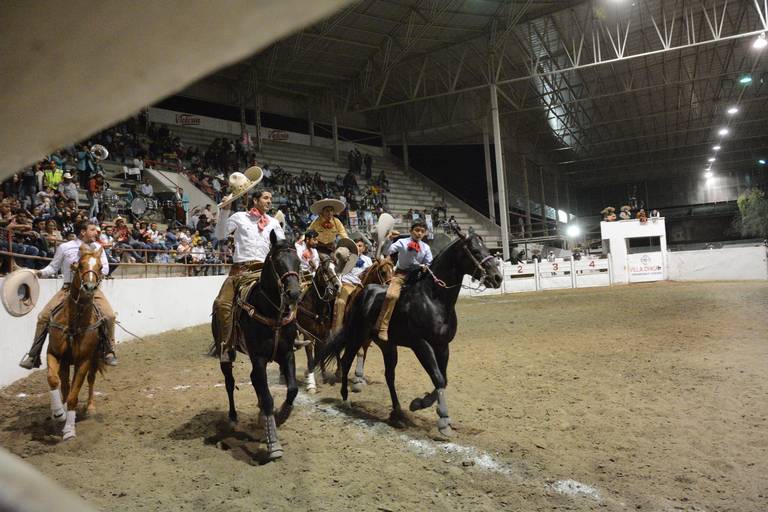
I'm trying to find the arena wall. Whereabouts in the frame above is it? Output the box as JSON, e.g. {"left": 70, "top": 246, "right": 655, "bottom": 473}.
{"left": 666, "top": 246, "right": 768, "bottom": 281}
{"left": 0, "top": 275, "right": 226, "bottom": 388}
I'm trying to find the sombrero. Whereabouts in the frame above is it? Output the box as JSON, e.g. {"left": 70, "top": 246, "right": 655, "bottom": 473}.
{"left": 1, "top": 269, "right": 40, "bottom": 317}
{"left": 310, "top": 198, "right": 345, "bottom": 216}
{"left": 273, "top": 209, "right": 286, "bottom": 227}
{"left": 348, "top": 231, "right": 372, "bottom": 249}
{"left": 218, "top": 166, "right": 263, "bottom": 208}
{"left": 334, "top": 241, "right": 360, "bottom": 276}
{"left": 374, "top": 212, "right": 395, "bottom": 259}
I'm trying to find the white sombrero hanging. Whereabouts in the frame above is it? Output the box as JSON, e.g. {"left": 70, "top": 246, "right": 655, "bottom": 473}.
{"left": 1, "top": 269, "right": 40, "bottom": 317}
{"left": 217, "top": 166, "right": 263, "bottom": 208}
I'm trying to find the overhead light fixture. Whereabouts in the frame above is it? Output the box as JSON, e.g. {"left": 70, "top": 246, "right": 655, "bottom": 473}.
{"left": 727, "top": 106, "right": 739, "bottom": 115}
{"left": 718, "top": 128, "right": 730, "bottom": 136}
{"left": 739, "top": 74, "right": 753, "bottom": 85}
{"left": 754, "top": 32, "right": 768, "bottom": 50}
{"left": 566, "top": 224, "right": 581, "bottom": 238}
{"left": 759, "top": 159, "right": 767, "bottom": 165}
{"left": 704, "top": 170, "right": 714, "bottom": 178}
{"left": 713, "top": 145, "right": 721, "bottom": 151}
{"left": 708, "top": 157, "right": 716, "bottom": 162}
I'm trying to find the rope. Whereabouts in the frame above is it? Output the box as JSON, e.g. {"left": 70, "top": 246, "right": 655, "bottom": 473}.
{"left": 115, "top": 320, "right": 147, "bottom": 342}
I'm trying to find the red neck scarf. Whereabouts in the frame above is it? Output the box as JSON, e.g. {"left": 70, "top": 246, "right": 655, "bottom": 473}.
{"left": 248, "top": 208, "right": 269, "bottom": 231}
{"left": 407, "top": 239, "right": 421, "bottom": 252}
{"left": 322, "top": 218, "right": 334, "bottom": 229}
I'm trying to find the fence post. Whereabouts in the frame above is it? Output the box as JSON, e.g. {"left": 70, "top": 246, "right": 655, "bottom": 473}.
{"left": 534, "top": 260, "right": 540, "bottom": 291}
{"left": 570, "top": 258, "right": 576, "bottom": 289}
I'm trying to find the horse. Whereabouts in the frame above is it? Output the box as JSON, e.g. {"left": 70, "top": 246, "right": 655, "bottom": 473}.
{"left": 296, "top": 254, "right": 341, "bottom": 393}
{"left": 211, "top": 231, "right": 302, "bottom": 461}
{"left": 317, "top": 230, "right": 503, "bottom": 436}
{"left": 46, "top": 245, "right": 108, "bottom": 440}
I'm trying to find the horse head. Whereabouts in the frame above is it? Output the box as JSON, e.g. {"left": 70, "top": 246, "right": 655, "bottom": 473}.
{"left": 268, "top": 230, "right": 302, "bottom": 304}
{"left": 374, "top": 256, "right": 395, "bottom": 284}
{"left": 316, "top": 254, "right": 341, "bottom": 295}
{"left": 72, "top": 245, "right": 104, "bottom": 295}
{"left": 450, "top": 226, "right": 503, "bottom": 289}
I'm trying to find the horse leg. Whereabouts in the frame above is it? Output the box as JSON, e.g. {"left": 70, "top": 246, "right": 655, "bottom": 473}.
{"left": 350, "top": 341, "right": 370, "bottom": 393}
{"left": 381, "top": 346, "right": 406, "bottom": 426}
{"left": 220, "top": 362, "right": 238, "bottom": 426}
{"left": 275, "top": 349, "right": 298, "bottom": 426}
{"left": 62, "top": 360, "right": 90, "bottom": 440}
{"left": 85, "top": 366, "right": 97, "bottom": 414}
{"left": 408, "top": 344, "right": 449, "bottom": 411}
{"left": 338, "top": 343, "right": 358, "bottom": 405}
{"left": 46, "top": 353, "right": 66, "bottom": 423}
{"left": 408, "top": 339, "right": 452, "bottom": 436}
{"left": 248, "top": 354, "right": 282, "bottom": 460}
{"left": 59, "top": 361, "right": 70, "bottom": 406}
{"left": 304, "top": 345, "right": 317, "bottom": 394}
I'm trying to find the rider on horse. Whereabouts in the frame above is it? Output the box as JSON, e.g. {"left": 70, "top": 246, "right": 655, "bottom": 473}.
{"left": 19, "top": 220, "right": 118, "bottom": 369}
{"left": 332, "top": 237, "right": 372, "bottom": 335}
{"left": 295, "top": 229, "right": 320, "bottom": 276}
{"left": 375, "top": 219, "right": 433, "bottom": 342}
{"left": 308, "top": 198, "right": 349, "bottom": 255}
{"left": 213, "top": 168, "right": 287, "bottom": 359}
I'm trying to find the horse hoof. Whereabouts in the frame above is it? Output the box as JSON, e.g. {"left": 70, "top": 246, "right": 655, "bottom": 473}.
{"left": 351, "top": 381, "right": 365, "bottom": 393}
{"left": 438, "top": 425, "right": 454, "bottom": 437}
{"left": 228, "top": 420, "right": 238, "bottom": 430}
{"left": 409, "top": 398, "right": 423, "bottom": 412}
{"left": 52, "top": 411, "right": 66, "bottom": 423}
{"left": 62, "top": 430, "right": 76, "bottom": 441}
{"left": 267, "top": 448, "right": 284, "bottom": 460}
{"left": 306, "top": 386, "right": 317, "bottom": 395}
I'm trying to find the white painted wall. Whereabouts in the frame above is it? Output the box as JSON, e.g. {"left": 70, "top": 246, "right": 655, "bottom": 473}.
{"left": 0, "top": 275, "right": 225, "bottom": 388}
{"left": 667, "top": 246, "right": 768, "bottom": 281}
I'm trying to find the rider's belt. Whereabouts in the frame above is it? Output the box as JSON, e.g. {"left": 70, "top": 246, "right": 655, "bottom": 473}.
{"left": 231, "top": 261, "right": 264, "bottom": 275}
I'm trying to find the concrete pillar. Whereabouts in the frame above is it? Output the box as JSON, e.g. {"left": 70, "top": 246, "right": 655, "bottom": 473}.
{"left": 539, "top": 166, "right": 548, "bottom": 236}
{"left": 482, "top": 121, "right": 495, "bottom": 223}
{"left": 308, "top": 110, "right": 315, "bottom": 147}
{"left": 521, "top": 155, "right": 532, "bottom": 237}
{"left": 490, "top": 84, "right": 510, "bottom": 260}
{"left": 253, "top": 95, "right": 262, "bottom": 152}
{"left": 332, "top": 115, "right": 339, "bottom": 162}
{"left": 402, "top": 131, "right": 409, "bottom": 174}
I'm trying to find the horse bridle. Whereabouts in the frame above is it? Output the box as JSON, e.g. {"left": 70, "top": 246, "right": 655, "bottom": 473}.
{"left": 457, "top": 235, "right": 495, "bottom": 281}
{"left": 313, "top": 260, "right": 340, "bottom": 303}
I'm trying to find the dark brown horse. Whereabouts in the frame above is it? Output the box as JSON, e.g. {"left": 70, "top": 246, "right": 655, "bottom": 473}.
{"left": 46, "top": 245, "right": 107, "bottom": 440}
{"left": 296, "top": 255, "right": 341, "bottom": 393}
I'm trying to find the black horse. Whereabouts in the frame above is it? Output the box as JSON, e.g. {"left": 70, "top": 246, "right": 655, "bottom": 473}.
{"left": 318, "top": 229, "right": 503, "bottom": 435}
{"left": 212, "top": 231, "right": 302, "bottom": 460}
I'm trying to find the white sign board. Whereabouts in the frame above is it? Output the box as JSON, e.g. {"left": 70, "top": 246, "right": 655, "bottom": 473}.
{"left": 627, "top": 252, "right": 664, "bottom": 282}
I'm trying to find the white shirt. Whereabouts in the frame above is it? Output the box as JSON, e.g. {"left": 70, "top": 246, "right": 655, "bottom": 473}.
{"left": 215, "top": 208, "right": 285, "bottom": 263}
{"left": 140, "top": 183, "right": 154, "bottom": 196}
{"left": 295, "top": 241, "right": 320, "bottom": 273}
{"left": 40, "top": 239, "right": 109, "bottom": 283}
{"left": 388, "top": 237, "right": 433, "bottom": 271}
{"left": 342, "top": 254, "right": 372, "bottom": 285}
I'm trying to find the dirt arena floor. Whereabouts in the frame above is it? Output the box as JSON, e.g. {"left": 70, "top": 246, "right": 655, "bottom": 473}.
{"left": 2, "top": 281, "right": 767, "bottom": 511}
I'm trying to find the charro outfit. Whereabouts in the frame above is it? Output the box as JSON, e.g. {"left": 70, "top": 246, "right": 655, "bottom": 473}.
{"left": 307, "top": 216, "right": 348, "bottom": 254}
{"left": 376, "top": 237, "right": 433, "bottom": 341}
{"left": 295, "top": 241, "right": 320, "bottom": 275}
{"left": 213, "top": 207, "right": 284, "bottom": 357}
{"left": 22, "top": 239, "right": 115, "bottom": 368}
{"left": 332, "top": 253, "right": 372, "bottom": 333}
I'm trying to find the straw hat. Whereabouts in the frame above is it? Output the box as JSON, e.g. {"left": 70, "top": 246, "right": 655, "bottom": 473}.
{"left": 218, "top": 166, "right": 263, "bottom": 208}
{"left": 62, "top": 172, "right": 73, "bottom": 179}
{"left": 334, "top": 238, "right": 360, "bottom": 275}
{"left": 310, "top": 198, "right": 345, "bottom": 216}
{"left": 1, "top": 269, "right": 39, "bottom": 317}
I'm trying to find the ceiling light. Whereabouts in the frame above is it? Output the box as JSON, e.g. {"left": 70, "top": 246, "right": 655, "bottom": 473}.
{"left": 754, "top": 32, "right": 768, "bottom": 50}
{"left": 718, "top": 128, "right": 729, "bottom": 136}
{"left": 713, "top": 145, "right": 721, "bottom": 151}
{"left": 704, "top": 171, "right": 713, "bottom": 178}
{"left": 727, "top": 106, "right": 739, "bottom": 115}
{"left": 759, "top": 159, "right": 767, "bottom": 165}
{"left": 739, "top": 74, "right": 753, "bottom": 85}
{"left": 708, "top": 157, "right": 716, "bottom": 162}
{"left": 566, "top": 225, "right": 581, "bottom": 238}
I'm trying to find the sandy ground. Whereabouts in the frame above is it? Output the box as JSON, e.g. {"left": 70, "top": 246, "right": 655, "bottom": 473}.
{"left": 1, "top": 281, "right": 767, "bottom": 512}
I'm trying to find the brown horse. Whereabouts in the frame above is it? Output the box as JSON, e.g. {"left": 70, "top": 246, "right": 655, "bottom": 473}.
{"left": 349, "top": 257, "right": 394, "bottom": 392}
{"left": 46, "top": 245, "right": 107, "bottom": 440}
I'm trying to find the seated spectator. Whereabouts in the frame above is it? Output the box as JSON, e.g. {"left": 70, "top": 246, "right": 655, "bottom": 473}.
{"left": 99, "top": 224, "right": 120, "bottom": 275}
{"left": 139, "top": 178, "right": 154, "bottom": 197}
{"left": 57, "top": 173, "right": 79, "bottom": 203}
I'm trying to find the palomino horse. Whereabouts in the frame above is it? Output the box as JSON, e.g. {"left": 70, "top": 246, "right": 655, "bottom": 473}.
{"left": 318, "top": 230, "right": 502, "bottom": 436}
{"left": 46, "top": 245, "right": 108, "bottom": 440}
{"left": 211, "top": 232, "right": 302, "bottom": 460}
{"left": 296, "top": 255, "right": 341, "bottom": 393}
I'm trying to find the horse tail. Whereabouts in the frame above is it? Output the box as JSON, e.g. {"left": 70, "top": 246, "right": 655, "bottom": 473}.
{"left": 317, "top": 289, "right": 367, "bottom": 369}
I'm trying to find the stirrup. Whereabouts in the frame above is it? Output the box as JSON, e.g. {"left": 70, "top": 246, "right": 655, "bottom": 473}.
{"left": 19, "top": 354, "right": 41, "bottom": 370}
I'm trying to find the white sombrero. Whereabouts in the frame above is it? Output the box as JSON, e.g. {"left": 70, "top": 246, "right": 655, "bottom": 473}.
{"left": 218, "top": 166, "right": 263, "bottom": 208}
{"left": 1, "top": 269, "right": 40, "bottom": 317}
{"left": 310, "top": 198, "right": 345, "bottom": 216}
{"left": 334, "top": 237, "right": 359, "bottom": 275}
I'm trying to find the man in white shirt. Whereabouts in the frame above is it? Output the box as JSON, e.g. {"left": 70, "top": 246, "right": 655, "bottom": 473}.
{"left": 332, "top": 237, "right": 372, "bottom": 334}
{"left": 295, "top": 229, "right": 320, "bottom": 275}
{"left": 212, "top": 189, "right": 284, "bottom": 356}
{"left": 19, "top": 221, "right": 118, "bottom": 369}
{"left": 139, "top": 178, "right": 154, "bottom": 197}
